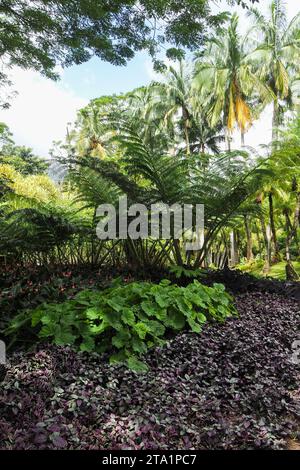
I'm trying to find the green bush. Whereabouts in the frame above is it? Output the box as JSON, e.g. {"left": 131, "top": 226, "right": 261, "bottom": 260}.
{"left": 8, "top": 279, "right": 237, "bottom": 372}
{"left": 168, "top": 265, "right": 207, "bottom": 279}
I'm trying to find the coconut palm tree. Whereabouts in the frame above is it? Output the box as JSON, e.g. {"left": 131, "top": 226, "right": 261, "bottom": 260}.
{"left": 247, "top": 0, "right": 300, "bottom": 142}
{"left": 151, "top": 61, "right": 193, "bottom": 155}
{"left": 73, "top": 104, "right": 108, "bottom": 158}
{"left": 125, "top": 86, "right": 173, "bottom": 154}
{"left": 191, "top": 102, "right": 225, "bottom": 155}
{"left": 193, "top": 14, "right": 272, "bottom": 149}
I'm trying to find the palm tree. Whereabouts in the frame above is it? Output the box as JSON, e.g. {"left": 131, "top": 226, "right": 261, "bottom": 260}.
{"left": 193, "top": 14, "right": 272, "bottom": 149}
{"left": 73, "top": 104, "right": 107, "bottom": 158}
{"left": 125, "top": 86, "right": 173, "bottom": 154}
{"left": 191, "top": 103, "right": 225, "bottom": 155}
{"left": 152, "top": 61, "right": 193, "bottom": 155}
{"left": 247, "top": 0, "right": 300, "bottom": 142}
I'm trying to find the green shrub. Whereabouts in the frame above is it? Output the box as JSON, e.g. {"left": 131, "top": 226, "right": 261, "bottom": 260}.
{"left": 168, "top": 265, "right": 207, "bottom": 279}
{"left": 8, "top": 279, "right": 237, "bottom": 372}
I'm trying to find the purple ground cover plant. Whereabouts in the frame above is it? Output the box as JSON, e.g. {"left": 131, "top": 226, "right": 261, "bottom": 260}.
{"left": 0, "top": 291, "right": 299, "bottom": 450}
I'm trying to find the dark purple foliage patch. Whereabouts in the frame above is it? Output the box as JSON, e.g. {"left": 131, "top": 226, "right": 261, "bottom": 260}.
{"left": 0, "top": 292, "right": 299, "bottom": 450}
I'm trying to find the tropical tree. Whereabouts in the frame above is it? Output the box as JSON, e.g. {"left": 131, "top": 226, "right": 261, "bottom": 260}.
{"left": 193, "top": 13, "right": 273, "bottom": 148}
{"left": 1, "top": 0, "right": 254, "bottom": 107}
{"left": 151, "top": 62, "right": 194, "bottom": 155}
{"left": 247, "top": 0, "right": 300, "bottom": 141}
{"left": 191, "top": 103, "right": 225, "bottom": 154}
{"left": 71, "top": 104, "right": 108, "bottom": 158}
{"left": 124, "top": 86, "right": 173, "bottom": 154}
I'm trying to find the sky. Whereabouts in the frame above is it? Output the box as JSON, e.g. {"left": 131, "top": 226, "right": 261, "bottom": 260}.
{"left": 0, "top": 0, "right": 299, "bottom": 157}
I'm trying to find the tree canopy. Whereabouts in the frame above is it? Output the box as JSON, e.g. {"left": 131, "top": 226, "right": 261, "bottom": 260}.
{"left": 0, "top": 0, "right": 258, "bottom": 78}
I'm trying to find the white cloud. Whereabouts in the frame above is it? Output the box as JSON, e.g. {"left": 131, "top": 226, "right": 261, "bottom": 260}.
{"left": 0, "top": 67, "right": 87, "bottom": 157}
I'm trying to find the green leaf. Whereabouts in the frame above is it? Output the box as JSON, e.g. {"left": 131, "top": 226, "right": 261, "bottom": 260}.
{"left": 103, "top": 311, "right": 123, "bottom": 330}
{"left": 165, "top": 310, "right": 186, "bottom": 330}
{"left": 86, "top": 307, "right": 102, "bottom": 320}
{"left": 213, "top": 283, "right": 226, "bottom": 292}
{"left": 80, "top": 336, "right": 95, "bottom": 352}
{"left": 54, "top": 330, "right": 76, "bottom": 346}
{"left": 196, "top": 312, "right": 207, "bottom": 324}
{"left": 39, "top": 323, "right": 57, "bottom": 338}
{"left": 121, "top": 308, "right": 135, "bottom": 326}
{"left": 112, "top": 329, "right": 131, "bottom": 348}
{"left": 134, "top": 322, "right": 149, "bottom": 339}
{"left": 89, "top": 319, "right": 109, "bottom": 334}
{"left": 141, "top": 301, "right": 157, "bottom": 316}
{"left": 159, "top": 279, "right": 171, "bottom": 286}
{"left": 107, "top": 296, "right": 125, "bottom": 312}
{"left": 132, "top": 336, "right": 148, "bottom": 354}
{"left": 110, "top": 350, "right": 127, "bottom": 364}
{"left": 143, "top": 319, "right": 165, "bottom": 337}
{"left": 184, "top": 292, "right": 206, "bottom": 308}
{"left": 31, "top": 308, "right": 45, "bottom": 327}
{"left": 40, "top": 313, "right": 55, "bottom": 325}
{"left": 127, "top": 356, "right": 148, "bottom": 373}
{"left": 186, "top": 317, "right": 202, "bottom": 333}
{"left": 154, "top": 292, "right": 171, "bottom": 308}
{"left": 175, "top": 296, "right": 192, "bottom": 314}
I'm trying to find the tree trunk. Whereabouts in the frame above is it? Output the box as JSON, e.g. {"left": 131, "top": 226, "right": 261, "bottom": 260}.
{"left": 184, "top": 121, "right": 190, "bottom": 156}
{"left": 254, "top": 221, "right": 262, "bottom": 254}
{"left": 293, "top": 189, "right": 300, "bottom": 233}
{"left": 268, "top": 192, "right": 280, "bottom": 262}
{"left": 229, "top": 230, "right": 239, "bottom": 267}
{"left": 182, "top": 106, "right": 190, "bottom": 156}
{"left": 259, "top": 209, "right": 271, "bottom": 274}
{"left": 244, "top": 215, "right": 253, "bottom": 262}
{"left": 272, "top": 98, "right": 280, "bottom": 145}
{"left": 227, "top": 133, "right": 231, "bottom": 152}
{"left": 241, "top": 130, "right": 245, "bottom": 147}
{"left": 284, "top": 210, "right": 299, "bottom": 281}
{"left": 173, "top": 238, "right": 183, "bottom": 266}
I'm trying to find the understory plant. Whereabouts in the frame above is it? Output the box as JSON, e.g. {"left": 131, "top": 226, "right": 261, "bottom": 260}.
{"left": 8, "top": 279, "right": 237, "bottom": 372}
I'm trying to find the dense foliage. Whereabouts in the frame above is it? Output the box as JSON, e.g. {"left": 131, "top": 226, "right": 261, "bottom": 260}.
{"left": 7, "top": 279, "right": 236, "bottom": 372}
{"left": 0, "top": 1, "right": 299, "bottom": 281}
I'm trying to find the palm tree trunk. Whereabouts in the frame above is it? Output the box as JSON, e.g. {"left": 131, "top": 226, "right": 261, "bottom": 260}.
{"left": 268, "top": 192, "right": 280, "bottom": 262}
{"left": 272, "top": 98, "right": 280, "bottom": 145}
{"left": 293, "top": 187, "right": 300, "bottom": 233}
{"left": 244, "top": 215, "right": 253, "bottom": 262}
{"left": 229, "top": 230, "right": 239, "bottom": 267}
{"left": 284, "top": 210, "right": 299, "bottom": 281}
{"left": 182, "top": 106, "right": 191, "bottom": 156}
{"left": 241, "top": 130, "right": 245, "bottom": 147}
{"left": 184, "top": 120, "right": 190, "bottom": 156}
{"left": 254, "top": 221, "right": 263, "bottom": 254}
{"left": 226, "top": 133, "right": 231, "bottom": 152}
{"left": 259, "top": 209, "right": 271, "bottom": 274}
